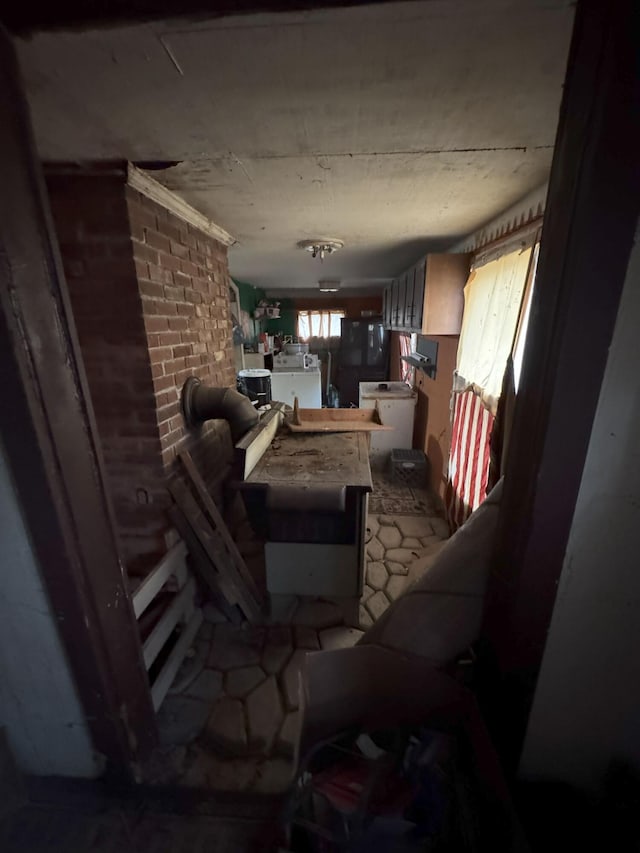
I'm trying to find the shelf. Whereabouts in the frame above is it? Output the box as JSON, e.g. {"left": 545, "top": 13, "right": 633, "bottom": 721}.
{"left": 401, "top": 354, "right": 436, "bottom": 378}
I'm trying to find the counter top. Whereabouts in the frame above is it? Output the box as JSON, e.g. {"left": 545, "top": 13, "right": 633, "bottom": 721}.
{"left": 241, "top": 430, "right": 372, "bottom": 491}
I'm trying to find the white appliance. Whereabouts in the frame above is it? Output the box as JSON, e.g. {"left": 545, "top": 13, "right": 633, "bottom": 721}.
{"left": 359, "top": 381, "right": 417, "bottom": 462}
{"left": 271, "top": 369, "right": 322, "bottom": 408}
{"left": 272, "top": 352, "right": 319, "bottom": 371}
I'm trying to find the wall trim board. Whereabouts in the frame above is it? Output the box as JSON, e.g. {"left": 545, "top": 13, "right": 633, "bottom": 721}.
{"left": 128, "top": 163, "right": 235, "bottom": 247}
{"left": 450, "top": 184, "right": 548, "bottom": 255}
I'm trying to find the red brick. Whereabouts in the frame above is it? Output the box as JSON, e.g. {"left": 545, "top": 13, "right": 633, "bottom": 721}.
{"left": 148, "top": 263, "right": 174, "bottom": 285}
{"left": 196, "top": 238, "right": 213, "bottom": 256}
{"left": 144, "top": 315, "right": 169, "bottom": 333}
{"left": 186, "top": 354, "right": 202, "bottom": 369}
{"left": 162, "top": 223, "right": 182, "bottom": 244}
{"left": 175, "top": 367, "right": 197, "bottom": 385}
{"left": 144, "top": 229, "right": 172, "bottom": 254}
{"left": 149, "top": 346, "right": 173, "bottom": 365}
{"left": 170, "top": 241, "right": 189, "bottom": 259}
{"left": 168, "top": 317, "right": 189, "bottom": 331}
{"left": 172, "top": 344, "right": 191, "bottom": 358}
{"left": 159, "top": 252, "right": 183, "bottom": 273}
{"left": 181, "top": 259, "right": 199, "bottom": 277}
{"left": 129, "top": 207, "right": 157, "bottom": 233}
{"left": 195, "top": 303, "right": 210, "bottom": 317}
{"left": 163, "top": 284, "right": 185, "bottom": 302}
{"left": 185, "top": 290, "right": 202, "bottom": 305}
{"left": 180, "top": 331, "right": 200, "bottom": 344}
{"left": 156, "top": 401, "right": 180, "bottom": 424}
{"left": 160, "top": 428, "right": 183, "bottom": 451}
{"left": 174, "top": 271, "right": 192, "bottom": 288}
{"left": 193, "top": 276, "right": 212, "bottom": 294}
{"left": 153, "top": 374, "right": 176, "bottom": 393}
{"left": 139, "top": 280, "right": 164, "bottom": 299}
{"left": 164, "top": 357, "right": 186, "bottom": 373}
{"left": 134, "top": 257, "right": 148, "bottom": 280}
{"left": 149, "top": 299, "right": 178, "bottom": 316}
{"left": 133, "top": 243, "right": 160, "bottom": 266}
{"left": 158, "top": 331, "right": 182, "bottom": 346}
{"left": 177, "top": 302, "right": 196, "bottom": 317}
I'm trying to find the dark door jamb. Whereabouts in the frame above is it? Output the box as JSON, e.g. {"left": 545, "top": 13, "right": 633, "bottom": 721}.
{"left": 481, "top": 0, "right": 640, "bottom": 770}
{"left": 0, "top": 27, "right": 156, "bottom": 780}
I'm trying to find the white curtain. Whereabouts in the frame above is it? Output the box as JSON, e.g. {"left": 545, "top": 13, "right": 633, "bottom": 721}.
{"left": 455, "top": 246, "right": 533, "bottom": 414}
{"left": 297, "top": 310, "right": 344, "bottom": 341}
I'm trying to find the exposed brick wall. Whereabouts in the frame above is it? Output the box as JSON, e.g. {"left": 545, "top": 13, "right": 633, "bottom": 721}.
{"left": 125, "top": 187, "right": 235, "bottom": 471}
{"left": 47, "top": 172, "right": 235, "bottom": 573}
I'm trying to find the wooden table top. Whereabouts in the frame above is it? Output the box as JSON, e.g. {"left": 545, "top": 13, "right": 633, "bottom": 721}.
{"left": 242, "top": 430, "right": 372, "bottom": 491}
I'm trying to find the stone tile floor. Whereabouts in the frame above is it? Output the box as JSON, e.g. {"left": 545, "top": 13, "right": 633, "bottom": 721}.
{"left": 151, "top": 519, "right": 449, "bottom": 795}
{"left": 150, "top": 471, "right": 450, "bottom": 798}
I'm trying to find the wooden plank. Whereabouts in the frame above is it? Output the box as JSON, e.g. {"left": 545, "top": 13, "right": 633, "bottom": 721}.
{"left": 179, "top": 451, "right": 265, "bottom": 607}
{"left": 235, "top": 404, "right": 285, "bottom": 479}
{"left": 142, "top": 577, "right": 196, "bottom": 670}
{"left": 170, "top": 481, "right": 252, "bottom": 614}
{"left": 132, "top": 541, "right": 188, "bottom": 619}
{"left": 151, "top": 608, "right": 203, "bottom": 712}
{"left": 288, "top": 398, "right": 392, "bottom": 432}
{"left": 168, "top": 506, "right": 242, "bottom": 625}
{"left": 170, "top": 478, "right": 262, "bottom": 622}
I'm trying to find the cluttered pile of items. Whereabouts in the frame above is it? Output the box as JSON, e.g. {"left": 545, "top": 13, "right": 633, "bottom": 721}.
{"left": 280, "top": 645, "right": 521, "bottom": 853}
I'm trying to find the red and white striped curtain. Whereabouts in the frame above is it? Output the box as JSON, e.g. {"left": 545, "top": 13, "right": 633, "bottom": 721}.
{"left": 445, "top": 390, "right": 494, "bottom": 531}
{"left": 398, "top": 333, "right": 415, "bottom": 385}
{"left": 445, "top": 242, "right": 534, "bottom": 532}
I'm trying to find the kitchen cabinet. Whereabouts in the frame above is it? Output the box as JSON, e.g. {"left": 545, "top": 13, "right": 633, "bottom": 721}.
{"left": 390, "top": 278, "right": 401, "bottom": 328}
{"left": 383, "top": 252, "right": 470, "bottom": 335}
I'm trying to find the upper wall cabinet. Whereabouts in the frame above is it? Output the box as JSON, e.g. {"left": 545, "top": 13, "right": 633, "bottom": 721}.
{"left": 384, "top": 253, "right": 471, "bottom": 335}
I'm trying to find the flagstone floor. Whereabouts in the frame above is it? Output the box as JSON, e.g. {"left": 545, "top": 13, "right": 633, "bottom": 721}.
{"left": 148, "top": 471, "right": 450, "bottom": 796}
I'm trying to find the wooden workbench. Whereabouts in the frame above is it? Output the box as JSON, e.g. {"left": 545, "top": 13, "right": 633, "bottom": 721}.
{"left": 245, "top": 430, "right": 373, "bottom": 490}
{"left": 239, "top": 430, "right": 372, "bottom": 599}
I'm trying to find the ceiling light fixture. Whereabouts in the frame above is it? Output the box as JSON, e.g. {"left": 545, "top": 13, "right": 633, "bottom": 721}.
{"left": 298, "top": 238, "right": 344, "bottom": 262}
{"left": 318, "top": 280, "right": 341, "bottom": 293}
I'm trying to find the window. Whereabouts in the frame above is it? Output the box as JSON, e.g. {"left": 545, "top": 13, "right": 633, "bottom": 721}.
{"left": 398, "top": 332, "right": 417, "bottom": 385}
{"left": 512, "top": 243, "right": 540, "bottom": 391}
{"left": 455, "top": 244, "right": 533, "bottom": 414}
{"left": 297, "top": 309, "right": 345, "bottom": 340}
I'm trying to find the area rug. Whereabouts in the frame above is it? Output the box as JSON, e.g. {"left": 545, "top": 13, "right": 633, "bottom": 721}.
{"left": 368, "top": 470, "right": 435, "bottom": 517}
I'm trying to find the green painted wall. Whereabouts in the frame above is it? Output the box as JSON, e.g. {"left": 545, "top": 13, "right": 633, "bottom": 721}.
{"left": 234, "top": 278, "right": 265, "bottom": 316}
{"left": 265, "top": 297, "right": 296, "bottom": 337}
{"left": 233, "top": 278, "right": 266, "bottom": 342}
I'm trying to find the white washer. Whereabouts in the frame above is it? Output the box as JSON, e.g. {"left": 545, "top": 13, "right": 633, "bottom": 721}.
{"left": 271, "top": 368, "right": 322, "bottom": 408}
{"left": 359, "top": 381, "right": 417, "bottom": 462}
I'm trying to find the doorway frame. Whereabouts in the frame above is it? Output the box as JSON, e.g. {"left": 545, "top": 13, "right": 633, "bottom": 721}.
{"left": 0, "top": 27, "right": 156, "bottom": 780}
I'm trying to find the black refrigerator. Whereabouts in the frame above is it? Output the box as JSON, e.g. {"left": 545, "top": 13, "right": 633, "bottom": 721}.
{"left": 337, "top": 317, "right": 390, "bottom": 406}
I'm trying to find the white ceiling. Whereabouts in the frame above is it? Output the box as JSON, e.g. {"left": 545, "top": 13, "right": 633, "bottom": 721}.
{"left": 17, "top": 0, "right": 574, "bottom": 293}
